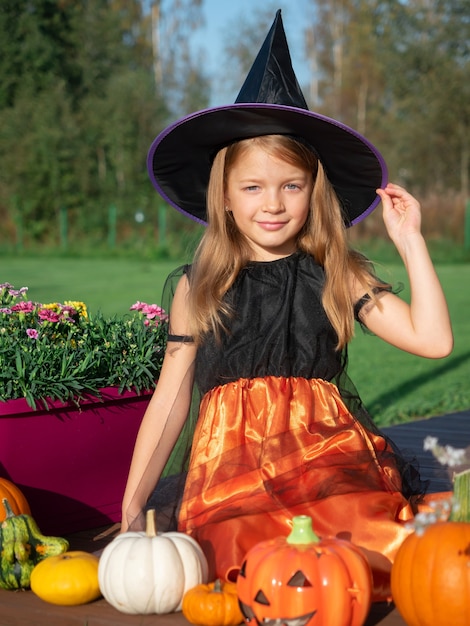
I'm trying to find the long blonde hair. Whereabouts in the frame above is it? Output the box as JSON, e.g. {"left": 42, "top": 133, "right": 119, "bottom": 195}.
{"left": 187, "top": 134, "right": 385, "bottom": 348}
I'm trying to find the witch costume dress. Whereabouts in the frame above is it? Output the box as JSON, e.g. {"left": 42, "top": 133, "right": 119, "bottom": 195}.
{"left": 169, "top": 251, "right": 422, "bottom": 601}
{"left": 141, "top": 11, "right": 426, "bottom": 603}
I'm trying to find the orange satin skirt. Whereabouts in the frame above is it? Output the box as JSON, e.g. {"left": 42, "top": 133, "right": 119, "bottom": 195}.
{"left": 178, "top": 376, "right": 419, "bottom": 602}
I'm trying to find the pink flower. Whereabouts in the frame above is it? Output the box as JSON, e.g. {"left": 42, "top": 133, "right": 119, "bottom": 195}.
{"left": 26, "top": 328, "right": 38, "bottom": 339}
{"left": 130, "top": 302, "right": 168, "bottom": 323}
{"left": 142, "top": 304, "right": 167, "bottom": 320}
{"left": 11, "top": 301, "right": 35, "bottom": 313}
{"left": 38, "top": 308, "right": 62, "bottom": 323}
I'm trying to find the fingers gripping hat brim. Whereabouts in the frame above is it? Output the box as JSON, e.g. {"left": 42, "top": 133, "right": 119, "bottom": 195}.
{"left": 147, "top": 10, "right": 387, "bottom": 227}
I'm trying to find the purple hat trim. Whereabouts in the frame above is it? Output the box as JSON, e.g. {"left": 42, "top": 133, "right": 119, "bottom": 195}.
{"left": 147, "top": 11, "right": 388, "bottom": 227}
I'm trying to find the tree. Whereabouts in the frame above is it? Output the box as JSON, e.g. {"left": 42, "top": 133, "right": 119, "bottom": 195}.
{"left": 150, "top": 0, "right": 209, "bottom": 115}
{"left": 0, "top": 0, "right": 81, "bottom": 108}
{"left": 0, "top": 80, "right": 79, "bottom": 241}
{"left": 0, "top": 0, "right": 210, "bottom": 246}
{"left": 304, "top": 0, "right": 387, "bottom": 133}
{"left": 378, "top": 0, "right": 469, "bottom": 195}
{"left": 303, "top": 0, "right": 469, "bottom": 197}
{"left": 217, "top": 3, "right": 280, "bottom": 103}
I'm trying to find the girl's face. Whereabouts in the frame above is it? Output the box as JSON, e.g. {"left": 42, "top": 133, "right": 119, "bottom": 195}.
{"left": 224, "top": 144, "right": 313, "bottom": 261}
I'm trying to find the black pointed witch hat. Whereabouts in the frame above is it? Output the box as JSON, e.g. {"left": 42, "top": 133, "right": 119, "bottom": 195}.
{"left": 234, "top": 9, "right": 308, "bottom": 109}
{"left": 147, "top": 10, "right": 387, "bottom": 226}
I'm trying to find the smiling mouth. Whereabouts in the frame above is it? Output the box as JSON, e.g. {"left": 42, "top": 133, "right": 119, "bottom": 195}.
{"left": 257, "top": 221, "right": 287, "bottom": 231}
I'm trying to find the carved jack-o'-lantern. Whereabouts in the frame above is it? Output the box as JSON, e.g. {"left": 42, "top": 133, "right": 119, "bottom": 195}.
{"left": 236, "top": 516, "right": 372, "bottom": 626}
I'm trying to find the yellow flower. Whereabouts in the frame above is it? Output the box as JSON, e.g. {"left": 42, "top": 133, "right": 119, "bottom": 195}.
{"left": 65, "top": 301, "right": 88, "bottom": 318}
{"left": 42, "top": 303, "right": 62, "bottom": 312}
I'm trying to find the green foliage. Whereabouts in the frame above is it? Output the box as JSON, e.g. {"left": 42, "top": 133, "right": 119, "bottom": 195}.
{"left": 3, "top": 255, "right": 469, "bottom": 425}
{"left": 303, "top": 0, "right": 469, "bottom": 197}
{"left": 1, "top": 80, "right": 80, "bottom": 237}
{"left": 0, "top": 0, "right": 208, "bottom": 246}
{"left": 0, "top": 0, "right": 80, "bottom": 107}
{"left": 0, "top": 0, "right": 464, "bottom": 426}
{"left": 0, "top": 1, "right": 467, "bottom": 249}
{"left": 376, "top": 0, "right": 470, "bottom": 194}
{"left": 0, "top": 282, "right": 167, "bottom": 409}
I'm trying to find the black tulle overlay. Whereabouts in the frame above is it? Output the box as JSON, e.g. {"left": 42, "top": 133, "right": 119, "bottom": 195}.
{"left": 134, "top": 252, "right": 426, "bottom": 538}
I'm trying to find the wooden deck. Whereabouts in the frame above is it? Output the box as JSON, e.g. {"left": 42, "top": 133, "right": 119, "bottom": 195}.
{"left": 1, "top": 409, "right": 469, "bottom": 626}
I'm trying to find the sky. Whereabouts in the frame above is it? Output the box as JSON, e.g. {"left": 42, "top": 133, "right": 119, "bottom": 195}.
{"left": 190, "top": 0, "right": 311, "bottom": 105}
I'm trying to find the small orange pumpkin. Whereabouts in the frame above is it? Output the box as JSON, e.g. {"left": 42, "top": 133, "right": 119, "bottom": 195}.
{"left": 0, "top": 479, "right": 31, "bottom": 521}
{"left": 182, "top": 579, "right": 243, "bottom": 626}
{"left": 391, "top": 521, "right": 470, "bottom": 626}
{"left": 237, "top": 515, "right": 372, "bottom": 626}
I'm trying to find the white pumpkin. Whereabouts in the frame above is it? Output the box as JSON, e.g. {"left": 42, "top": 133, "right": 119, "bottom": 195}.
{"left": 98, "top": 509, "right": 209, "bottom": 614}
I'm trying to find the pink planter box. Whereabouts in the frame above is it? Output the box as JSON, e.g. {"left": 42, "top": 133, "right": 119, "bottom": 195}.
{"left": 0, "top": 387, "right": 152, "bottom": 535}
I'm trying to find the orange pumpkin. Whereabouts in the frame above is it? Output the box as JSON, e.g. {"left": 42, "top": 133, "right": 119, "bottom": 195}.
{"left": 0, "top": 479, "right": 31, "bottom": 521}
{"left": 391, "top": 521, "right": 470, "bottom": 626}
{"left": 182, "top": 579, "right": 243, "bottom": 626}
{"left": 237, "top": 515, "right": 372, "bottom": 626}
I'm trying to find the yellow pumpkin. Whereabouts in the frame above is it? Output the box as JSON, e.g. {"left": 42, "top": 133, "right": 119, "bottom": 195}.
{"left": 30, "top": 550, "right": 101, "bottom": 605}
{"left": 183, "top": 579, "right": 244, "bottom": 626}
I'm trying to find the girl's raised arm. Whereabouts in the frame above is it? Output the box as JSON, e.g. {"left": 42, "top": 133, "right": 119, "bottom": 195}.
{"left": 121, "top": 275, "right": 197, "bottom": 531}
{"left": 356, "top": 183, "right": 453, "bottom": 358}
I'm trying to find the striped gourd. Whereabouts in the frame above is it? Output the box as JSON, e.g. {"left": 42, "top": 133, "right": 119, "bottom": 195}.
{"left": 0, "top": 498, "right": 69, "bottom": 590}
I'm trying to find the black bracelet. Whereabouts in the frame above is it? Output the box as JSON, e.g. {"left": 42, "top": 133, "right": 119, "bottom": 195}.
{"left": 167, "top": 333, "right": 194, "bottom": 343}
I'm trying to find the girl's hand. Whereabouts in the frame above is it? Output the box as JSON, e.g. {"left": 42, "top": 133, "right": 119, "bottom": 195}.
{"left": 376, "top": 182, "right": 422, "bottom": 246}
{"left": 367, "top": 183, "right": 453, "bottom": 359}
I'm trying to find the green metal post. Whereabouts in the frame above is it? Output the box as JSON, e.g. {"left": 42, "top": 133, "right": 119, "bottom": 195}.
{"left": 158, "top": 204, "right": 167, "bottom": 247}
{"left": 108, "top": 204, "right": 117, "bottom": 248}
{"left": 60, "top": 206, "right": 68, "bottom": 250}
{"left": 465, "top": 199, "right": 470, "bottom": 252}
{"left": 11, "top": 195, "right": 23, "bottom": 251}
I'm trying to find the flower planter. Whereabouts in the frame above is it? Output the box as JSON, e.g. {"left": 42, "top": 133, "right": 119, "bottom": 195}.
{"left": 0, "top": 387, "right": 152, "bottom": 535}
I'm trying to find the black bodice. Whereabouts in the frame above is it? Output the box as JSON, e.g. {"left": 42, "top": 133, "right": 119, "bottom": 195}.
{"left": 195, "top": 252, "right": 342, "bottom": 395}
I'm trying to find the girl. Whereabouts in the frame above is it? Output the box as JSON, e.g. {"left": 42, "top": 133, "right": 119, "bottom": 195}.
{"left": 121, "top": 12, "right": 453, "bottom": 601}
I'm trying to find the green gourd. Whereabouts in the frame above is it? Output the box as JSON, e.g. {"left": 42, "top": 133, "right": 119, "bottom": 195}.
{"left": 0, "top": 497, "right": 69, "bottom": 590}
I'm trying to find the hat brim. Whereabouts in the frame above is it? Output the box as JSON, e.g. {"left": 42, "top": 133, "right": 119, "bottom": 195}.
{"left": 147, "top": 103, "right": 387, "bottom": 227}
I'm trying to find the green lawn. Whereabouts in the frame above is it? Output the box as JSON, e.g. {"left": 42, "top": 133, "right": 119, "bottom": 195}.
{"left": 348, "top": 263, "right": 470, "bottom": 426}
{"left": 2, "top": 257, "right": 180, "bottom": 317}
{"left": 3, "top": 256, "right": 469, "bottom": 427}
